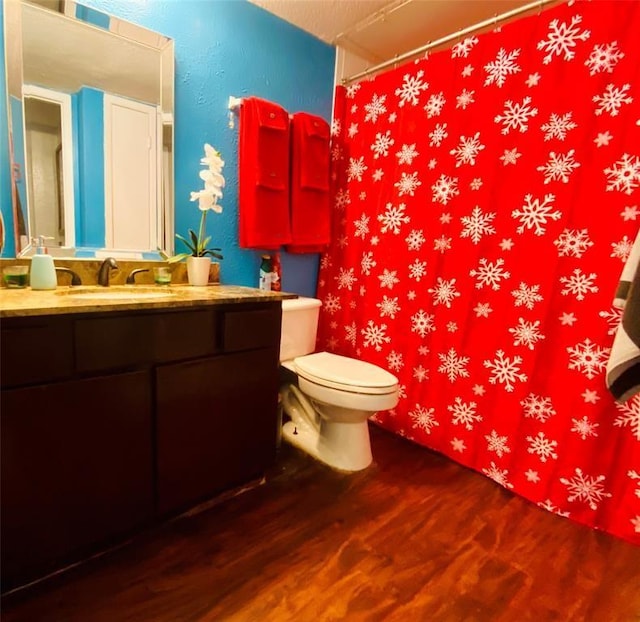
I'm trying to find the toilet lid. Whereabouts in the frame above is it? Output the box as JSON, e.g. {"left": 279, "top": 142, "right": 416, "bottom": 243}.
{"left": 294, "top": 352, "right": 398, "bottom": 393}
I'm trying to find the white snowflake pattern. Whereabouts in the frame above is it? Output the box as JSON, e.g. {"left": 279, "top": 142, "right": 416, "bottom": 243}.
{"left": 527, "top": 432, "right": 558, "bottom": 462}
{"left": 408, "top": 259, "right": 428, "bottom": 282}
{"left": 353, "top": 214, "right": 370, "bottom": 239}
{"left": 461, "top": 64, "right": 473, "bottom": 78}
{"left": 361, "top": 251, "right": 376, "bottom": 276}
{"left": 494, "top": 97, "right": 538, "bottom": 134}
{"left": 334, "top": 188, "right": 350, "bottom": 210}
{"left": 629, "top": 470, "right": 640, "bottom": 499}
{"left": 456, "top": 89, "right": 475, "bottom": 109}
{"left": 538, "top": 500, "right": 570, "bottom": 518}
{"left": 482, "top": 461, "right": 514, "bottom": 489}
{"left": 387, "top": 350, "right": 404, "bottom": 372}
{"left": 428, "top": 277, "right": 460, "bottom": 308}
{"left": 554, "top": 228, "right": 594, "bottom": 258}
{"left": 611, "top": 236, "right": 634, "bottom": 262}
{"left": 614, "top": 396, "right": 640, "bottom": 441}
{"left": 541, "top": 112, "right": 577, "bottom": 141}
{"left": 377, "top": 295, "right": 401, "bottom": 319}
{"left": 409, "top": 404, "right": 439, "bottom": 434}
{"left": 521, "top": 393, "right": 556, "bottom": 422}
{"left": 571, "top": 416, "right": 599, "bottom": 440}
{"left": 567, "top": 338, "right": 610, "bottom": 379}
{"left": 395, "top": 70, "right": 429, "bottom": 107}
{"left": 364, "top": 93, "right": 387, "bottom": 123}
{"left": 405, "top": 229, "right": 426, "bottom": 251}
{"left": 483, "top": 350, "right": 527, "bottom": 392}
{"left": 560, "top": 467, "right": 612, "bottom": 511}
{"left": 537, "top": 149, "right": 581, "bottom": 184}
{"left": 451, "top": 438, "right": 467, "bottom": 453}
{"left": 378, "top": 202, "right": 411, "bottom": 234}
{"left": 460, "top": 206, "right": 496, "bottom": 243}
{"left": 509, "top": 318, "right": 546, "bottom": 350}
{"left": 438, "top": 348, "right": 470, "bottom": 382}
{"left": 334, "top": 267, "right": 357, "bottom": 291}
{"left": 470, "top": 178, "right": 483, "bottom": 191}
{"left": 372, "top": 169, "right": 384, "bottom": 182}
{"left": 560, "top": 268, "right": 598, "bottom": 301}
{"left": 395, "top": 172, "right": 422, "bottom": 197}
{"left": 604, "top": 154, "right": 640, "bottom": 195}
{"left": 448, "top": 397, "right": 482, "bottom": 431}
{"left": 450, "top": 132, "right": 485, "bottom": 167}
{"left": 411, "top": 309, "right": 436, "bottom": 337}
{"left": 500, "top": 148, "right": 522, "bottom": 165}
{"left": 413, "top": 365, "right": 429, "bottom": 382}
{"left": 512, "top": 193, "right": 561, "bottom": 235}
{"left": 512, "top": 282, "right": 544, "bottom": 309}
{"left": 470, "top": 258, "right": 510, "bottom": 290}
{"left": 585, "top": 41, "right": 624, "bottom": 75}
{"left": 347, "top": 156, "right": 368, "bottom": 182}
{"left": 599, "top": 307, "right": 623, "bottom": 335}
{"left": 348, "top": 122, "right": 358, "bottom": 138}
{"left": 485, "top": 430, "right": 511, "bottom": 458}
{"left": 425, "top": 92, "right": 446, "bottom": 118}
{"left": 537, "top": 15, "right": 591, "bottom": 65}
{"left": 484, "top": 48, "right": 522, "bottom": 87}
{"left": 434, "top": 236, "right": 452, "bottom": 253}
{"left": 429, "top": 123, "right": 448, "bottom": 147}
{"left": 344, "top": 322, "right": 357, "bottom": 347}
{"left": 622, "top": 205, "right": 639, "bottom": 221}
{"left": 323, "top": 293, "right": 341, "bottom": 315}
{"left": 451, "top": 36, "right": 479, "bottom": 58}
{"left": 378, "top": 268, "right": 400, "bottom": 289}
{"left": 371, "top": 131, "right": 395, "bottom": 159}
{"left": 431, "top": 174, "right": 460, "bottom": 205}
{"left": 396, "top": 143, "right": 419, "bottom": 165}
{"left": 345, "top": 83, "right": 361, "bottom": 99}
{"left": 593, "top": 83, "right": 633, "bottom": 117}
{"left": 360, "top": 320, "right": 391, "bottom": 352}
{"left": 474, "top": 302, "right": 493, "bottom": 318}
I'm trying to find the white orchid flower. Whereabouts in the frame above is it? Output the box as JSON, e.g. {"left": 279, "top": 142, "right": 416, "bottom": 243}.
{"left": 201, "top": 143, "right": 225, "bottom": 174}
{"left": 190, "top": 188, "right": 221, "bottom": 212}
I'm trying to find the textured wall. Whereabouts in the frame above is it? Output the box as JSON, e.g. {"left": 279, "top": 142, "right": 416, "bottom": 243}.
{"left": 0, "top": 0, "right": 335, "bottom": 296}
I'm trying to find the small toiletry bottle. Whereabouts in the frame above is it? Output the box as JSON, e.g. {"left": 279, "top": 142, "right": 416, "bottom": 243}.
{"left": 259, "top": 254, "right": 272, "bottom": 291}
{"left": 271, "top": 252, "right": 281, "bottom": 292}
{"left": 30, "top": 236, "right": 57, "bottom": 290}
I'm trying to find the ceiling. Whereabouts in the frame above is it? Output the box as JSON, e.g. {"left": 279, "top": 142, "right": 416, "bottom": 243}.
{"left": 248, "top": 0, "right": 561, "bottom": 66}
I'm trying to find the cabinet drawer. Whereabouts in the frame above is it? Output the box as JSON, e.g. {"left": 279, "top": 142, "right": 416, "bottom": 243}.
{"left": 152, "top": 309, "right": 217, "bottom": 362}
{"left": 1, "top": 316, "right": 73, "bottom": 388}
{"left": 223, "top": 304, "right": 281, "bottom": 352}
{"left": 75, "top": 315, "right": 153, "bottom": 372}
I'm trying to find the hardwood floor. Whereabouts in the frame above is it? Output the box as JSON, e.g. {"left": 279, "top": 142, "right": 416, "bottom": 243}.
{"left": 2, "top": 425, "right": 639, "bottom": 622}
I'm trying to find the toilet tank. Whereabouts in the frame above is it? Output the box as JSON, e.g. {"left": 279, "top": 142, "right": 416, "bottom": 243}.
{"left": 280, "top": 297, "right": 322, "bottom": 361}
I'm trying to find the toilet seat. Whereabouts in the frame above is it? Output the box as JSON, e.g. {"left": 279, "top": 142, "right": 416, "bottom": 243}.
{"left": 294, "top": 352, "right": 398, "bottom": 395}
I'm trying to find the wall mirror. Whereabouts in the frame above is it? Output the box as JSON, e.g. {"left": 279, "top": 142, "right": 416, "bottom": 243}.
{"left": 5, "top": 0, "right": 174, "bottom": 259}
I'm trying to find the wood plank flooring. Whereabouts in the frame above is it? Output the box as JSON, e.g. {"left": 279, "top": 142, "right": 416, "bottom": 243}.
{"left": 2, "top": 425, "right": 639, "bottom": 622}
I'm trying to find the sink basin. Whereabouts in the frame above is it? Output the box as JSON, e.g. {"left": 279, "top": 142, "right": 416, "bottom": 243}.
{"left": 57, "top": 286, "right": 176, "bottom": 301}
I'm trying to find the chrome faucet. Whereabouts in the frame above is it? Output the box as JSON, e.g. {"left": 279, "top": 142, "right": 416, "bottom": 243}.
{"left": 97, "top": 257, "right": 119, "bottom": 286}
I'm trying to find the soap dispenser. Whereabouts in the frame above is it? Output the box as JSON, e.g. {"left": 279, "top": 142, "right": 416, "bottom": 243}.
{"left": 30, "top": 236, "right": 57, "bottom": 290}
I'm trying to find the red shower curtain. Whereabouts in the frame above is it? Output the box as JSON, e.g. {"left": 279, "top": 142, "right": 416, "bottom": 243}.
{"left": 318, "top": 0, "right": 640, "bottom": 543}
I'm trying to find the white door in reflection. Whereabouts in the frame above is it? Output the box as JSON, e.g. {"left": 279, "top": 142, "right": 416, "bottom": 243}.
{"left": 104, "top": 94, "right": 159, "bottom": 251}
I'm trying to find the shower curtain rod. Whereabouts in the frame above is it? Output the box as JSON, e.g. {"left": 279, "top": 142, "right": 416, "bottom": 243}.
{"left": 341, "top": 0, "right": 558, "bottom": 85}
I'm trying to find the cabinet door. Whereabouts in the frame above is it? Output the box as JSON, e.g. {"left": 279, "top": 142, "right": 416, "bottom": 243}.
{"left": 156, "top": 348, "right": 280, "bottom": 515}
{"left": 0, "top": 371, "right": 153, "bottom": 591}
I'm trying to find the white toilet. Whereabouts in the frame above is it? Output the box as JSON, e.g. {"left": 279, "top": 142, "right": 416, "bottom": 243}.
{"left": 280, "top": 297, "right": 399, "bottom": 471}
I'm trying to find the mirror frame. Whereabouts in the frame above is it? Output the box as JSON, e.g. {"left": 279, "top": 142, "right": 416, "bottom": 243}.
{"left": 4, "top": 0, "right": 175, "bottom": 260}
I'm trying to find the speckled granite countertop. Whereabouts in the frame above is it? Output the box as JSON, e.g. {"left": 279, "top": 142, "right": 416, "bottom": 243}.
{"left": 0, "top": 285, "right": 297, "bottom": 318}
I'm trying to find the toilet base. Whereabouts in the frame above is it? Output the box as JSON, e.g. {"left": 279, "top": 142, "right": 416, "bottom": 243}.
{"left": 282, "top": 419, "right": 373, "bottom": 472}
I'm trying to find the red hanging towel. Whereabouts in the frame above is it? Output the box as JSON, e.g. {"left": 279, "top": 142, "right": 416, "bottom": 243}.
{"left": 286, "top": 112, "right": 331, "bottom": 254}
{"left": 239, "top": 97, "right": 292, "bottom": 249}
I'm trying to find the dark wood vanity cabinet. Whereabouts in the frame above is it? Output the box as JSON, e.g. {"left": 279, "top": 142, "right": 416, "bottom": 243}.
{"left": 0, "top": 301, "right": 282, "bottom": 592}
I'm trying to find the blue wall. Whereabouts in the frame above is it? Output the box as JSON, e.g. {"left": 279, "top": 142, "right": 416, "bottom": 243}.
{"left": 1, "top": 0, "right": 335, "bottom": 296}
{"left": 0, "top": 5, "right": 14, "bottom": 257}
{"left": 74, "top": 87, "right": 105, "bottom": 247}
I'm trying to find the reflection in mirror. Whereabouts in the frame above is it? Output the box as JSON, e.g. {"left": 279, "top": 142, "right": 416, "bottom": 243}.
{"left": 5, "top": 0, "right": 174, "bottom": 259}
